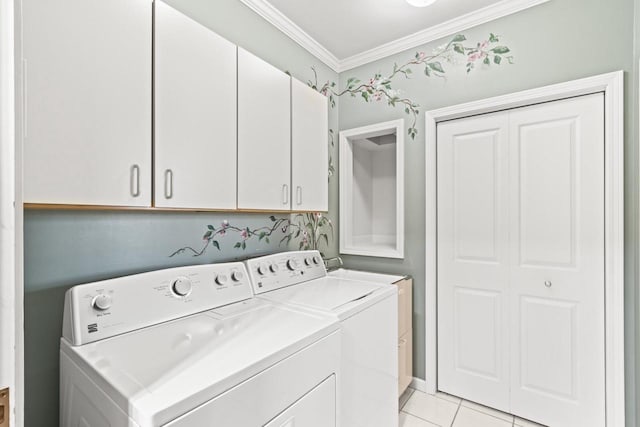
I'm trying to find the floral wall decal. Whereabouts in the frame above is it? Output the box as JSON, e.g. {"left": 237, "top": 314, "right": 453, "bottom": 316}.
{"left": 170, "top": 213, "right": 334, "bottom": 258}
{"left": 310, "top": 33, "right": 512, "bottom": 139}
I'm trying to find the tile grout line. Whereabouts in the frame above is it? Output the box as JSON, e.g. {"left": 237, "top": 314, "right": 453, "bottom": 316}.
{"left": 449, "top": 400, "right": 462, "bottom": 427}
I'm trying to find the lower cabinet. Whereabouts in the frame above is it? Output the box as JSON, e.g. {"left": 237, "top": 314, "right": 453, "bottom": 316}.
{"left": 395, "top": 277, "right": 413, "bottom": 395}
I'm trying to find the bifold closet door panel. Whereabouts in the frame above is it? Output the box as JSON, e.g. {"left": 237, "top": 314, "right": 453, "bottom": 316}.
{"left": 508, "top": 94, "right": 605, "bottom": 427}
{"left": 437, "top": 112, "right": 511, "bottom": 412}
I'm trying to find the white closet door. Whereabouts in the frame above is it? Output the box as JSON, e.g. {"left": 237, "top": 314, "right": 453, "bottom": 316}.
{"left": 237, "top": 48, "right": 291, "bottom": 210}
{"left": 154, "top": 1, "right": 237, "bottom": 209}
{"left": 508, "top": 94, "right": 605, "bottom": 426}
{"left": 437, "top": 112, "right": 511, "bottom": 412}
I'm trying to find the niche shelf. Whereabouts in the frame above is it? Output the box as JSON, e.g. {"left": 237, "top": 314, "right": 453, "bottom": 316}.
{"left": 339, "top": 119, "right": 404, "bottom": 259}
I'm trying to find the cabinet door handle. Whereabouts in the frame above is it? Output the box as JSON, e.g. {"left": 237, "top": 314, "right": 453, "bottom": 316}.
{"left": 130, "top": 164, "right": 140, "bottom": 197}
{"left": 296, "top": 186, "right": 302, "bottom": 205}
{"left": 282, "top": 184, "right": 289, "bottom": 205}
{"left": 165, "top": 169, "right": 173, "bottom": 199}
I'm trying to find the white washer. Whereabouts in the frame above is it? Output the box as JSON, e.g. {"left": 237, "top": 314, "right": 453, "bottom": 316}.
{"left": 60, "top": 261, "right": 340, "bottom": 427}
{"left": 245, "top": 250, "right": 399, "bottom": 427}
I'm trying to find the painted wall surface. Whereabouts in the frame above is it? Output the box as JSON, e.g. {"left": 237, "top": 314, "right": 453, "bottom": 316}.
{"left": 336, "top": 0, "right": 638, "bottom": 425}
{"left": 22, "top": 1, "right": 339, "bottom": 425}
{"left": 23, "top": 0, "right": 640, "bottom": 426}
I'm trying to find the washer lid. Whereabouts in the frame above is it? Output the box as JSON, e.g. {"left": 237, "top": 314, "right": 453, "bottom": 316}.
{"left": 260, "top": 277, "right": 395, "bottom": 317}
{"left": 327, "top": 268, "right": 406, "bottom": 285}
{"left": 61, "top": 299, "right": 338, "bottom": 426}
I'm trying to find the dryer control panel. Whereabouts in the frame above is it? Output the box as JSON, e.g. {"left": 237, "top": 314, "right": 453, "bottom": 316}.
{"left": 62, "top": 262, "right": 252, "bottom": 346}
{"left": 245, "top": 250, "right": 327, "bottom": 294}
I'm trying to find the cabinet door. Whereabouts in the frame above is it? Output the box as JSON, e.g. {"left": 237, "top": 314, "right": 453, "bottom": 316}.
{"left": 237, "top": 48, "right": 291, "bottom": 210}
{"left": 291, "top": 78, "right": 328, "bottom": 211}
{"left": 396, "top": 278, "right": 412, "bottom": 337}
{"left": 23, "top": 0, "right": 152, "bottom": 206}
{"left": 398, "top": 331, "right": 413, "bottom": 395}
{"left": 154, "top": 1, "right": 236, "bottom": 209}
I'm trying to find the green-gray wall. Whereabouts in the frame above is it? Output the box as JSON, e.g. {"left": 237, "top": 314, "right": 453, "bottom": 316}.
{"left": 337, "top": 0, "right": 638, "bottom": 425}
{"left": 24, "top": 0, "right": 640, "bottom": 426}
{"left": 23, "top": 1, "right": 339, "bottom": 425}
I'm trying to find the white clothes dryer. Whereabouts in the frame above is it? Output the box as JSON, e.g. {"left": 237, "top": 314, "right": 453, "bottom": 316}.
{"left": 245, "top": 250, "right": 399, "bottom": 427}
{"left": 60, "top": 261, "right": 340, "bottom": 427}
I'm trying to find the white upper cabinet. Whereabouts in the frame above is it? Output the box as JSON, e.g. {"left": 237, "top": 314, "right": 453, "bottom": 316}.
{"left": 23, "top": 0, "right": 152, "bottom": 206}
{"left": 237, "top": 48, "right": 291, "bottom": 211}
{"left": 291, "top": 79, "right": 328, "bottom": 212}
{"left": 154, "top": 1, "right": 237, "bottom": 209}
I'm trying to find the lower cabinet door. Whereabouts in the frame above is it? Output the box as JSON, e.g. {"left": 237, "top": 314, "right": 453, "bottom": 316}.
{"left": 398, "top": 331, "right": 413, "bottom": 395}
{"left": 264, "top": 375, "right": 336, "bottom": 427}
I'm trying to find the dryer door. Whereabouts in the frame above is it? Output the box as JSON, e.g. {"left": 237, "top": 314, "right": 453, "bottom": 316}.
{"left": 265, "top": 375, "right": 335, "bottom": 427}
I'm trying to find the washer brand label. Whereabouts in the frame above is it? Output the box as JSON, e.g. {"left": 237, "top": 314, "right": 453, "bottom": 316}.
{"left": 87, "top": 323, "right": 98, "bottom": 334}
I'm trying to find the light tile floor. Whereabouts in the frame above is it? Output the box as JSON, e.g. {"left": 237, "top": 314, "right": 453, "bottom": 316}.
{"left": 399, "top": 388, "right": 547, "bottom": 427}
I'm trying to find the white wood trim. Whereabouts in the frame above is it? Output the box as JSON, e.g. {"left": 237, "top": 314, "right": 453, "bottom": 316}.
{"left": 238, "top": 0, "right": 549, "bottom": 72}
{"left": 424, "top": 71, "right": 625, "bottom": 426}
{"left": 410, "top": 377, "right": 428, "bottom": 393}
{"left": 339, "top": 0, "right": 550, "bottom": 72}
{"left": 0, "top": 0, "right": 18, "bottom": 425}
{"left": 339, "top": 119, "right": 405, "bottom": 259}
{"left": 237, "top": 0, "right": 340, "bottom": 71}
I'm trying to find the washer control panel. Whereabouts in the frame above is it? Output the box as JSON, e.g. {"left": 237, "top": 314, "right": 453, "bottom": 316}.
{"left": 245, "top": 250, "right": 326, "bottom": 294}
{"left": 62, "top": 262, "right": 252, "bottom": 346}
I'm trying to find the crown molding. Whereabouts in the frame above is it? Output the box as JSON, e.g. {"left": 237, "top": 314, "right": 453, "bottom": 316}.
{"left": 239, "top": 0, "right": 550, "bottom": 73}
{"left": 339, "top": 0, "right": 549, "bottom": 71}
{"left": 238, "top": 0, "right": 341, "bottom": 71}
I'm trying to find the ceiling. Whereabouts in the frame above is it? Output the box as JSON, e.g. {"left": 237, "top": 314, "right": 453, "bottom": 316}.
{"left": 239, "top": 0, "right": 549, "bottom": 71}
{"left": 267, "top": 0, "right": 502, "bottom": 59}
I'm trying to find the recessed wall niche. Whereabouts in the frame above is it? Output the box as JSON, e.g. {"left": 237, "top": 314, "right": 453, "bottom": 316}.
{"left": 339, "top": 119, "right": 404, "bottom": 259}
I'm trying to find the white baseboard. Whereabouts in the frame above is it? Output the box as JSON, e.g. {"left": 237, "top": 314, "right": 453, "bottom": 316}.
{"left": 410, "top": 377, "right": 428, "bottom": 393}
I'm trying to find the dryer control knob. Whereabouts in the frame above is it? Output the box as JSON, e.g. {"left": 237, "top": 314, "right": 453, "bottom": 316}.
{"left": 172, "top": 277, "right": 192, "bottom": 297}
{"left": 215, "top": 274, "right": 229, "bottom": 286}
{"left": 231, "top": 271, "right": 244, "bottom": 282}
{"left": 257, "top": 263, "right": 269, "bottom": 275}
{"left": 287, "top": 259, "right": 299, "bottom": 271}
{"left": 312, "top": 256, "right": 321, "bottom": 265}
{"left": 304, "top": 257, "right": 313, "bottom": 266}
{"left": 91, "top": 294, "right": 112, "bottom": 311}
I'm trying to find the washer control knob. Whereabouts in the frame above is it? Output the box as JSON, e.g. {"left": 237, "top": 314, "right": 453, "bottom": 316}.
{"left": 231, "top": 271, "right": 244, "bottom": 282}
{"left": 287, "top": 259, "right": 299, "bottom": 271}
{"left": 215, "top": 274, "right": 229, "bottom": 286}
{"left": 172, "top": 277, "right": 192, "bottom": 297}
{"left": 304, "top": 257, "right": 313, "bottom": 266}
{"left": 257, "top": 263, "right": 269, "bottom": 275}
{"left": 269, "top": 263, "right": 279, "bottom": 273}
{"left": 312, "top": 255, "right": 321, "bottom": 265}
{"left": 91, "top": 294, "right": 112, "bottom": 311}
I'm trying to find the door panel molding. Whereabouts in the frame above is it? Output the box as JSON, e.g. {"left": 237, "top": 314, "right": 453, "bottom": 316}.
{"left": 425, "top": 71, "right": 625, "bottom": 427}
